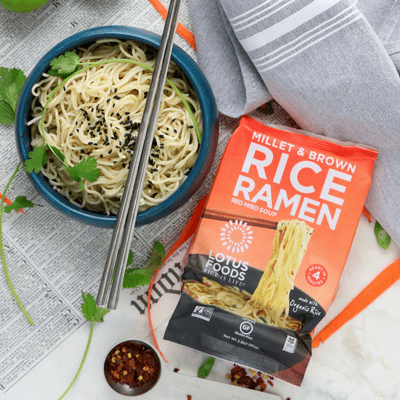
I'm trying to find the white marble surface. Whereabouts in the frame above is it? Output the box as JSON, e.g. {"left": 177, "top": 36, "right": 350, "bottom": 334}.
{"left": 3, "top": 215, "right": 400, "bottom": 400}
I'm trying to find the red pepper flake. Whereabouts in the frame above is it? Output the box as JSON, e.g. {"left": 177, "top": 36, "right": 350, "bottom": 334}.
{"left": 187, "top": 395, "right": 192, "bottom": 400}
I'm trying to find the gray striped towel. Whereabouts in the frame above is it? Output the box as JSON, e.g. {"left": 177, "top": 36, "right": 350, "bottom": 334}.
{"left": 189, "top": 0, "right": 400, "bottom": 246}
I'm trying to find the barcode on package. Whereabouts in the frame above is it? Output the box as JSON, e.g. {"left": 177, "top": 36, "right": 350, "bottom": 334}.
{"left": 191, "top": 305, "right": 214, "bottom": 321}
{"left": 283, "top": 335, "right": 298, "bottom": 353}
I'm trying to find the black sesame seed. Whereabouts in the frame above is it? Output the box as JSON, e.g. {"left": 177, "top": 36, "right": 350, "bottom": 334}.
{"left": 108, "top": 149, "right": 112, "bottom": 154}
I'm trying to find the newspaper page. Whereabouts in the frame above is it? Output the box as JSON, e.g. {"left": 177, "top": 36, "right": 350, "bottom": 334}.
{"left": 0, "top": 0, "right": 297, "bottom": 396}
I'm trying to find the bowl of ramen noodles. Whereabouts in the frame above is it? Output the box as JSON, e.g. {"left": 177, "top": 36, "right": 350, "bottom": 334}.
{"left": 15, "top": 26, "right": 218, "bottom": 228}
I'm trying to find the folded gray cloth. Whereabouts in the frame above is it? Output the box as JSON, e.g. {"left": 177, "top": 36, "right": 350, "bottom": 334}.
{"left": 189, "top": 0, "right": 400, "bottom": 246}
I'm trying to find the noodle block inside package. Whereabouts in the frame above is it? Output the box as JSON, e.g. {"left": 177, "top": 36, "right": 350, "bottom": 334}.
{"left": 164, "top": 116, "right": 378, "bottom": 386}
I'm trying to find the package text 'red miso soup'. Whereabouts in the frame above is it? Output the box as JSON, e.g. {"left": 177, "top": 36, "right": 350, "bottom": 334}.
{"left": 165, "top": 115, "right": 378, "bottom": 386}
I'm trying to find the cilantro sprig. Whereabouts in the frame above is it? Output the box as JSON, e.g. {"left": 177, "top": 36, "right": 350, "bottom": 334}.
{"left": 122, "top": 241, "right": 165, "bottom": 289}
{"left": 0, "top": 163, "right": 39, "bottom": 325}
{"left": 58, "top": 292, "right": 109, "bottom": 400}
{"left": 0, "top": 67, "right": 26, "bottom": 124}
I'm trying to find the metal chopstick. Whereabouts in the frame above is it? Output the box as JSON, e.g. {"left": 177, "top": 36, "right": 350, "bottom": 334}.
{"left": 96, "top": 0, "right": 182, "bottom": 309}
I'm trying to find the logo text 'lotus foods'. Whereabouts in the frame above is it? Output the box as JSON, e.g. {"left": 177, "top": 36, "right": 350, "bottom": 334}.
{"left": 204, "top": 220, "right": 253, "bottom": 284}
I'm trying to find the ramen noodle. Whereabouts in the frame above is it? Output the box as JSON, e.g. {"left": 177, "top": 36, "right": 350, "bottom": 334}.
{"left": 184, "top": 277, "right": 302, "bottom": 331}
{"left": 29, "top": 39, "right": 201, "bottom": 214}
{"left": 249, "top": 219, "right": 312, "bottom": 323}
{"left": 165, "top": 116, "right": 377, "bottom": 386}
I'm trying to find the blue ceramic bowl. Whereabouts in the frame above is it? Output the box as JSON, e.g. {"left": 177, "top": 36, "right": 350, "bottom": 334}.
{"left": 15, "top": 26, "right": 218, "bottom": 228}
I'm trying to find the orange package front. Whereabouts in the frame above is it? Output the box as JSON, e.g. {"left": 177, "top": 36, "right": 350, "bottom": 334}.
{"left": 165, "top": 115, "right": 378, "bottom": 386}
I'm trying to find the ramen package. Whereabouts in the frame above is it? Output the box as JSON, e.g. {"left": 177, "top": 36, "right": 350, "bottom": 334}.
{"left": 164, "top": 116, "right": 378, "bottom": 386}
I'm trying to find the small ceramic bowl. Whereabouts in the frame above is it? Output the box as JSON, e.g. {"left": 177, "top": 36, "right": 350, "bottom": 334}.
{"left": 15, "top": 26, "right": 218, "bottom": 228}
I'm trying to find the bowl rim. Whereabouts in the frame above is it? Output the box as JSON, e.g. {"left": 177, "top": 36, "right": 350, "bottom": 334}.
{"left": 15, "top": 25, "right": 218, "bottom": 228}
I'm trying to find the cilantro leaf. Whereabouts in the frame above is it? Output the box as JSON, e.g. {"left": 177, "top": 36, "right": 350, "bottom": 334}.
{"left": 65, "top": 157, "right": 100, "bottom": 187}
{"left": 122, "top": 268, "right": 153, "bottom": 289}
{"left": 0, "top": 67, "right": 26, "bottom": 113}
{"left": 92, "top": 307, "right": 110, "bottom": 323}
{"left": 24, "top": 146, "right": 47, "bottom": 174}
{"left": 0, "top": 100, "right": 15, "bottom": 124}
{"left": 150, "top": 241, "right": 165, "bottom": 269}
{"left": 81, "top": 291, "right": 109, "bottom": 322}
{"left": 374, "top": 221, "right": 391, "bottom": 250}
{"left": 48, "top": 145, "right": 66, "bottom": 163}
{"left": 48, "top": 52, "right": 80, "bottom": 77}
{"left": 3, "top": 196, "right": 36, "bottom": 213}
{"left": 198, "top": 357, "right": 216, "bottom": 379}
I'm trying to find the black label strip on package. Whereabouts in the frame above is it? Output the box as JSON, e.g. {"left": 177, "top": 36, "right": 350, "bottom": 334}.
{"left": 164, "top": 290, "right": 313, "bottom": 386}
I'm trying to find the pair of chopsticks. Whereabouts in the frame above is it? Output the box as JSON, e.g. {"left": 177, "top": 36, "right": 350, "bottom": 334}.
{"left": 96, "top": 0, "right": 182, "bottom": 310}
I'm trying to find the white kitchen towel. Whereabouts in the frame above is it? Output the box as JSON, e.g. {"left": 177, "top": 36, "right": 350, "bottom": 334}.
{"left": 188, "top": 0, "right": 400, "bottom": 246}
